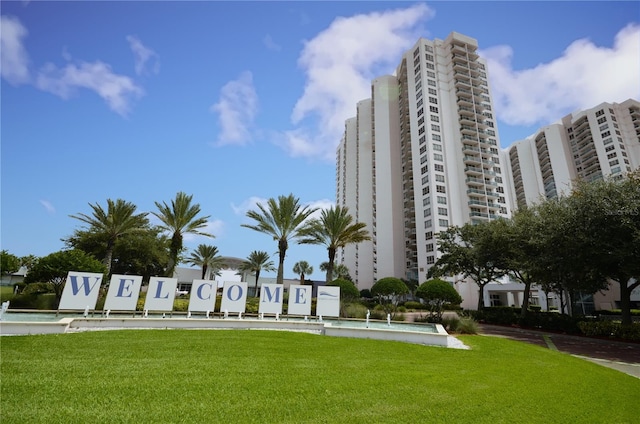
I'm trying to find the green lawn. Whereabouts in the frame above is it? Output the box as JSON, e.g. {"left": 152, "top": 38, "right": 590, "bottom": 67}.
{"left": 1, "top": 330, "right": 638, "bottom": 423}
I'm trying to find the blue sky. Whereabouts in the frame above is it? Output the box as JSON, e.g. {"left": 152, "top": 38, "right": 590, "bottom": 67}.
{"left": 2, "top": 1, "right": 638, "bottom": 280}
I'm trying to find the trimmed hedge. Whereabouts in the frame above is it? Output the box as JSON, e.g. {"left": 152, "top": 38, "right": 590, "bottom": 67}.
{"left": 577, "top": 321, "right": 640, "bottom": 341}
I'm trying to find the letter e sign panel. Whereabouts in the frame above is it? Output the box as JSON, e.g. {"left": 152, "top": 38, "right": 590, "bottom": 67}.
{"left": 58, "top": 272, "right": 104, "bottom": 311}
{"left": 287, "top": 285, "right": 312, "bottom": 316}
{"left": 144, "top": 277, "right": 178, "bottom": 312}
{"left": 103, "top": 274, "right": 143, "bottom": 311}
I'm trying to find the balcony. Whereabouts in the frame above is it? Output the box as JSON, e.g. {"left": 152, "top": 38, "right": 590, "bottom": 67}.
{"left": 463, "top": 155, "right": 482, "bottom": 165}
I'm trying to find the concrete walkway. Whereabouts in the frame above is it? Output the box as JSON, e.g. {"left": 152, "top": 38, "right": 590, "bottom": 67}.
{"left": 479, "top": 324, "right": 640, "bottom": 378}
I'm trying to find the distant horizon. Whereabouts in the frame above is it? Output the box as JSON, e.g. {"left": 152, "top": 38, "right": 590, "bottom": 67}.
{"left": 2, "top": 2, "right": 638, "bottom": 279}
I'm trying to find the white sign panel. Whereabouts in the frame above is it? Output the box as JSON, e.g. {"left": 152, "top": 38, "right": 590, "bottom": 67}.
{"left": 103, "top": 274, "right": 143, "bottom": 311}
{"left": 316, "top": 286, "right": 340, "bottom": 317}
{"left": 259, "top": 283, "right": 283, "bottom": 315}
{"left": 144, "top": 277, "right": 178, "bottom": 312}
{"left": 287, "top": 285, "right": 312, "bottom": 316}
{"left": 189, "top": 280, "right": 218, "bottom": 312}
{"left": 220, "top": 282, "right": 248, "bottom": 313}
{"left": 58, "top": 271, "right": 104, "bottom": 311}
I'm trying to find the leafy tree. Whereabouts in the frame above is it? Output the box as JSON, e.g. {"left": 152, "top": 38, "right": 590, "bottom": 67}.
{"left": 320, "top": 262, "right": 352, "bottom": 281}
{"left": 371, "top": 277, "right": 409, "bottom": 317}
{"left": 415, "top": 278, "right": 462, "bottom": 321}
{"left": 19, "top": 254, "right": 39, "bottom": 271}
{"left": 238, "top": 250, "right": 276, "bottom": 297}
{"left": 567, "top": 171, "right": 640, "bottom": 324}
{"left": 327, "top": 278, "right": 359, "bottom": 301}
{"left": 153, "top": 192, "right": 212, "bottom": 277}
{"left": 1, "top": 250, "right": 20, "bottom": 275}
{"left": 242, "top": 194, "right": 317, "bottom": 285}
{"left": 299, "top": 205, "right": 370, "bottom": 282}
{"left": 528, "top": 197, "right": 609, "bottom": 315}
{"left": 494, "top": 210, "right": 540, "bottom": 319}
{"left": 428, "top": 221, "right": 508, "bottom": 310}
{"left": 292, "top": 260, "right": 313, "bottom": 285}
{"left": 23, "top": 250, "right": 105, "bottom": 307}
{"left": 64, "top": 226, "right": 169, "bottom": 282}
{"left": 70, "top": 199, "right": 149, "bottom": 276}
{"left": 185, "top": 244, "right": 225, "bottom": 279}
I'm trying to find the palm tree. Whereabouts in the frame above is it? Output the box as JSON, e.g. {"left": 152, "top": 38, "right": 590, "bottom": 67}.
{"left": 299, "top": 205, "right": 370, "bottom": 282}
{"left": 241, "top": 194, "right": 317, "bottom": 285}
{"left": 185, "top": 244, "right": 226, "bottom": 279}
{"left": 293, "top": 260, "right": 313, "bottom": 285}
{"left": 238, "top": 250, "right": 276, "bottom": 297}
{"left": 70, "top": 199, "right": 149, "bottom": 276}
{"left": 153, "top": 192, "right": 212, "bottom": 277}
{"left": 320, "top": 262, "right": 351, "bottom": 281}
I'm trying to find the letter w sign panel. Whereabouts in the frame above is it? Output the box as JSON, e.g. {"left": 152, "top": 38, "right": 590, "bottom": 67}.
{"left": 58, "top": 272, "right": 103, "bottom": 310}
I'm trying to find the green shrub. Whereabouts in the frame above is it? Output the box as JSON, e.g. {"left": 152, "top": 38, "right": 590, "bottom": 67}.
{"left": 359, "top": 289, "right": 372, "bottom": 299}
{"left": 403, "top": 301, "right": 426, "bottom": 310}
{"left": 577, "top": 321, "right": 640, "bottom": 341}
{"left": 369, "top": 310, "right": 386, "bottom": 320}
{"left": 441, "top": 315, "right": 460, "bottom": 332}
{"left": 456, "top": 317, "right": 479, "bottom": 334}
{"left": 397, "top": 306, "right": 407, "bottom": 312}
{"left": 328, "top": 279, "right": 359, "bottom": 300}
{"left": 391, "top": 313, "right": 405, "bottom": 321}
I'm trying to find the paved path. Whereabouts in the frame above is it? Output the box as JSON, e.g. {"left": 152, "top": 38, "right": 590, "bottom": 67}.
{"left": 478, "top": 324, "right": 640, "bottom": 378}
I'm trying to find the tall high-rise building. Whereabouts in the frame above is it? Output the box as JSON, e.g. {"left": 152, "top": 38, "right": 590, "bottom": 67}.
{"left": 336, "top": 32, "right": 511, "bottom": 289}
{"left": 506, "top": 99, "right": 640, "bottom": 208}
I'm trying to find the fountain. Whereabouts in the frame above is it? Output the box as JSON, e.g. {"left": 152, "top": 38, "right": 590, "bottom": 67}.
{"left": 0, "top": 301, "right": 9, "bottom": 321}
{"left": 366, "top": 310, "right": 370, "bottom": 328}
{"left": 387, "top": 314, "right": 391, "bottom": 326}
{"left": 83, "top": 306, "right": 89, "bottom": 318}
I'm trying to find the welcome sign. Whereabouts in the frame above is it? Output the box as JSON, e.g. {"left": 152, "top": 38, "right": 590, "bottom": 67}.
{"left": 58, "top": 271, "right": 340, "bottom": 317}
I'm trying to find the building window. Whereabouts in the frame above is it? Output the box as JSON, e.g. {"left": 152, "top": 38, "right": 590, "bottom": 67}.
{"left": 438, "top": 207, "right": 448, "bottom": 216}
{"left": 418, "top": 116, "right": 425, "bottom": 125}
{"left": 429, "top": 105, "right": 439, "bottom": 113}
{"left": 599, "top": 123, "right": 609, "bottom": 131}
{"left": 437, "top": 196, "right": 447, "bottom": 204}
{"left": 429, "top": 97, "right": 438, "bottom": 104}
{"left": 427, "top": 256, "right": 435, "bottom": 264}
{"left": 425, "top": 231, "right": 433, "bottom": 240}
{"left": 422, "top": 175, "right": 429, "bottom": 185}
{"left": 433, "top": 144, "right": 442, "bottom": 152}
{"left": 426, "top": 243, "right": 434, "bottom": 252}
{"left": 436, "top": 185, "right": 446, "bottom": 193}
{"left": 432, "top": 134, "right": 441, "bottom": 141}
{"left": 427, "top": 71, "right": 435, "bottom": 78}
{"left": 607, "top": 152, "right": 617, "bottom": 159}
{"left": 434, "top": 153, "right": 443, "bottom": 161}
{"left": 417, "top": 107, "right": 424, "bottom": 117}
{"left": 419, "top": 135, "right": 426, "bottom": 144}
{"left": 428, "top": 88, "right": 437, "bottom": 96}
{"left": 423, "top": 197, "right": 431, "bottom": 206}
{"left": 438, "top": 219, "right": 449, "bottom": 227}
{"left": 422, "top": 186, "right": 430, "bottom": 195}
{"left": 424, "top": 208, "right": 431, "bottom": 217}
{"left": 595, "top": 109, "right": 604, "bottom": 117}
{"left": 435, "top": 174, "right": 445, "bottom": 182}
{"left": 434, "top": 163, "right": 444, "bottom": 172}
{"left": 431, "top": 115, "right": 439, "bottom": 122}
{"left": 425, "top": 54, "right": 434, "bottom": 62}
{"left": 597, "top": 117, "right": 607, "bottom": 124}
{"left": 428, "top": 79, "right": 436, "bottom": 87}
{"left": 424, "top": 219, "right": 432, "bottom": 228}
{"left": 418, "top": 126, "right": 425, "bottom": 135}
{"left": 431, "top": 124, "right": 440, "bottom": 131}
{"left": 420, "top": 145, "right": 427, "bottom": 154}
{"left": 426, "top": 62, "right": 434, "bottom": 70}
{"left": 493, "top": 167, "right": 501, "bottom": 174}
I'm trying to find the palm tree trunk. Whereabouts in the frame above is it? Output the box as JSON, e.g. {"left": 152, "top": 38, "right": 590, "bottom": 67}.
{"left": 277, "top": 239, "right": 287, "bottom": 285}
{"left": 326, "top": 247, "right": 336, "bottom": 283}
{"left": 201, "top": 264, "right": 208, "bottom": 280}
{"left": 254, "top": 270, "right": 261, "bottom": 297}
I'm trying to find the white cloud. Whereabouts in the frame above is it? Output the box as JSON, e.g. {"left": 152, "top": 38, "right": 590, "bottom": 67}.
{"left": 284, "top": 3, "right": 433, "bottom": 160}
{"left": 231, "top": 196, "right": 268, "bottom": 216}
{"left": 211, "top": 71, "right": 259, "bottom": 146}
{"left": 304, "top": 198, "right": 335, "bottom": 221}
{"left": 0, "top": 15, "right": 31, "bottom": 85}
{"left": 183, "top": 219, "right": 225, "bottom": 243}
{"left": 481, "top": 23, "right": 640, "bottom": 126}
{"left": 36, "top": 60, "right": 144, "bottom": 117}
{"left": 39, "top": 200, "right": 55, "bottom": 214}
{"left": 263, "top": 34, "right": 281, "bottom": 51}
{"left": 126, "top": 35, "right": 160, "bottom": 75}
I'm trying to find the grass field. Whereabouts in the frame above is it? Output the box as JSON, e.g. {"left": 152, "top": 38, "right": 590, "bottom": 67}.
{"left": 1, "top": 330, "right": 638, "bottom": 423}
